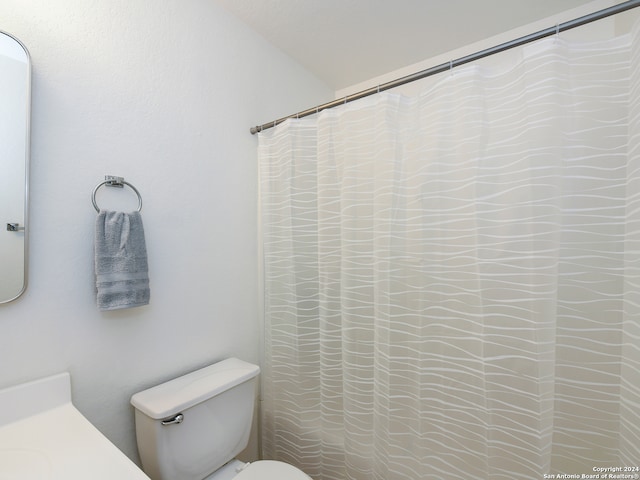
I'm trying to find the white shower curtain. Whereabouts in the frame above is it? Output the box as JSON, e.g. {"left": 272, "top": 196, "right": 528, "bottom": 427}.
{"left": 258, "top": 18, "right": 640, "bottom": 480}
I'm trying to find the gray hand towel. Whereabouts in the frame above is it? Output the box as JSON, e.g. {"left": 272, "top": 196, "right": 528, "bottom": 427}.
{"left": 95, "top": 210, "right": 150, "bottom": 311}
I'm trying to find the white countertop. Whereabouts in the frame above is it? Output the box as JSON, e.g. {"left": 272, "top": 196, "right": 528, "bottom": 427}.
{"left": 0, "top": 373, "right": 150, "bottom": 480}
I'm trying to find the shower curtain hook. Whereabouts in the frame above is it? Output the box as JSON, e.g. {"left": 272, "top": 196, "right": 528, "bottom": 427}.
{"left": 555, "top": 23, "right": 560, "bottom": 38}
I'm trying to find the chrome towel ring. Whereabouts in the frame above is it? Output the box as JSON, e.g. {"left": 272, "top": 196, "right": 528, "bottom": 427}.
{"left": 92, "top": 175, "right": 142, "bottom": 213}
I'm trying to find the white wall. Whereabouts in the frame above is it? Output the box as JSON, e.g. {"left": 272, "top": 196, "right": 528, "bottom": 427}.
{"left": 0, "top": 0, "right": 331, "bottom": 464}
{"left": 336, "top": 0, "right": 627, "bottom": 99}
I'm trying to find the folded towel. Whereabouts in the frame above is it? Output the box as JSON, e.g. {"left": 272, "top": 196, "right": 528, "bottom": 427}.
{"left": 95, "top": 210, "right": 150, "bottom": 311}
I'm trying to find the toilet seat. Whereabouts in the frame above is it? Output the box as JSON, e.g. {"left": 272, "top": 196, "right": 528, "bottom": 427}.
{"left": 234, "top": 460, "right": 310, "bottom": 480}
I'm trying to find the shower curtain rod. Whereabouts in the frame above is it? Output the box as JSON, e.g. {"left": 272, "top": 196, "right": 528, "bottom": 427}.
{"left": 250, "top": 0, "right": 640, "bottom": 135}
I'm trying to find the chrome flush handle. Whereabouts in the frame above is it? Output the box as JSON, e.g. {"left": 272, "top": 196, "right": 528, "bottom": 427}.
{"left": 161, "top": 413, "right": 184, "bottom": 426}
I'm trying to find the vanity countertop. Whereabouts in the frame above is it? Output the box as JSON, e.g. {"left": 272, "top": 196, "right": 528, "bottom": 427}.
{"left": 0, "top": 372, "right": 149, "bottom": 480}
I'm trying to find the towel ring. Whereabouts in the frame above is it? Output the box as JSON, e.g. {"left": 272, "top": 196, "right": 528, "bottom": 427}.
{"left": 92, "top": 177, "right": 143, "bottom": 213}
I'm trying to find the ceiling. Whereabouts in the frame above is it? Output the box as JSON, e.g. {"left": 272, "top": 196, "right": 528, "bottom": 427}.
{"left": 213, "top": 0, "right": 610, "bottom": 91}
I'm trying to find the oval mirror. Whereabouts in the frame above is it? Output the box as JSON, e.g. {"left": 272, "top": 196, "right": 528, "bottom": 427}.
{"left": 0, "top": 31, "right": 30, "bottom": 304}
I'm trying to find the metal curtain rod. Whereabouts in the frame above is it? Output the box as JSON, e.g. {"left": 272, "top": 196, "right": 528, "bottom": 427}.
{"left": 250, "top": 0, "right": 640, "bottom": 135}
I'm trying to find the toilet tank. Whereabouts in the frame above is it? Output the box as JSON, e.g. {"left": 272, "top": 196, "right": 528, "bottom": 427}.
{"left": 130, "top": 358, "right": 260, "bottom": 480}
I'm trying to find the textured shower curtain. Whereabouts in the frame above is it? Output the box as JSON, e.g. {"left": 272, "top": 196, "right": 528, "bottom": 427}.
{"left": 258, "top": 20, "right": 640, "bottom": 480}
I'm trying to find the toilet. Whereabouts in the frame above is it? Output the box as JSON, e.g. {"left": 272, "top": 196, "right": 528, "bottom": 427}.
{"left": 130, "top": 357, "right": 310, "bottom": 480}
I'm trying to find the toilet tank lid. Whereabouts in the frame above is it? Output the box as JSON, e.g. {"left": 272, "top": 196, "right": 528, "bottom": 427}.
{"left": 130, "top": 358, "right": 260, "bottom": 420}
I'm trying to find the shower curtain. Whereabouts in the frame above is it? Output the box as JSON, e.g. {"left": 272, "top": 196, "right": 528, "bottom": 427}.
{"left": 258, "top": 19, "right": 640, "bottom": 480}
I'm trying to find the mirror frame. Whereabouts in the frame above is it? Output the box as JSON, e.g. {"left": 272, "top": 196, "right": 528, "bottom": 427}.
{"left": 0, "top": 30, "right": 31, "bottom": 304}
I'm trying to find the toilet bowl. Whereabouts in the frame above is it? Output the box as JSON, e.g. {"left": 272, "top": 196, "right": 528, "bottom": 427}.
{"left": 233, "top": 460, "right": 310, "bottom": 479}
{"left": 206, "top": 459, "right": 310, "bottom": 480}
{"left": 131, "top": 357, "right": 310, "bottom": 480}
